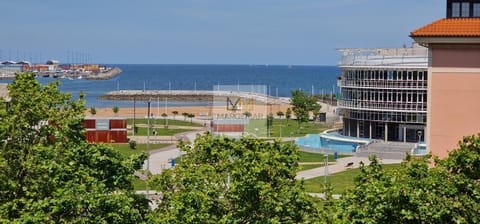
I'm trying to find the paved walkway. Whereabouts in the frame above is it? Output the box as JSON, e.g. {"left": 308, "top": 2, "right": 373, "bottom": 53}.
{"left": 296, "top": 157, "right": 402, "bottom": 180}
{"left": 141, "top": 130, "right": 403, "bottom": 179}
{"left": 142, "top": 130, "right": 206, "bottom": 174}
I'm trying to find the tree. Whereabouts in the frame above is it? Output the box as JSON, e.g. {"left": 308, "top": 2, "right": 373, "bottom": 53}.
{"left": 286, "top": 108, "right": 292, "bottom": 123}
{"left": 161, "top": 112, "right": 168, "bottom": 119}
{"left": 172, "top": 110, "right": 178, "bottom": 120}
{"left": 243, "top": 111, "right": 252, "bottom": 118}
{"left": 276, "top": 111, "right": 284, "bottom": 119}
{"left": 187, "top": 113, "right": 195, "bottom": 123}
{"left": 161, "top": 113, "right": 168, "bottom": 127}
{"left": 89, "top": 107, "right": 96, "bottom": 116}
{"left": 148, "top": 133, "right": 322, "bottom": 223}
{"left": 112, "top": 105, "right": 119, "bottom": 116}
{"left": 336, "top": 135, "right": 480, "bottom": 223}
{"left": 0, "top": 73, "right": 149, "bottom": 222}
{"left": 266, "top": 113, "right": 274, "bottom": 138}
{"left": 182, "top": 112, "right": 189, "bottom": 121}
{"left": 290, "top": 89, "right": 321, "bottom": 123}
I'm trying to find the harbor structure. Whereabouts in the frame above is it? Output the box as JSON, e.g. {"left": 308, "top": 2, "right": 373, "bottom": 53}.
{"left": 410, "top": 0, "right": 480, "bottom": 158}
{"left": 337, "top": 44, "right": 428, "bottom": 142}
{"left": 0, "top": 60, "right": 119, "bottom": 80}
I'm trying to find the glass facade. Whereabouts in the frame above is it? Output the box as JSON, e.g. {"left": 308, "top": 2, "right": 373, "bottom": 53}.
{"left": 474, "top": 3, "right": 480, "bottom": 16}
{"left": 337, "top": 47, "right": 427, "bottom": 142}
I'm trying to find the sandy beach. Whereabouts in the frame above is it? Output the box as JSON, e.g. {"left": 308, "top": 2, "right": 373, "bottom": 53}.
{"left": 90, "top": 105, "right": 293, "bottom": 118}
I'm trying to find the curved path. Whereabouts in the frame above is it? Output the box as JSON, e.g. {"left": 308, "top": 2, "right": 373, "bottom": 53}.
{"left": 143, "top": 130, "right": 206, "bottom": 174}
{"left": 142, "top": 129, "right": 403, "bottom": 179}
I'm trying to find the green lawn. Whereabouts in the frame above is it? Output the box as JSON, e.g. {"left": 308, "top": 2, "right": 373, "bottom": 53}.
{"left": 303, "top": 163, "right": 402, "bottom": 194}
{"left": 299, "top": 151, "right": 350, "bottom": 163}
{"left": 244, "top": 119, "right": 328, "bottom": 138}
{"left": 128, "top": 127, "right": 194, "bottom": 136}
{"left": 298, "top": 164, "right": 323, "bottom": 171}
{"left": 297, "top": 151, "right": 351, "bottom": 171}
{"left": 133, "top": 178, "right": 147, "bottom": 191}
{"left": 127, "top": 118, "right": 202, "bottom": 127}
{"left": 110, "top": 143, "right": 170, "bottom": 157}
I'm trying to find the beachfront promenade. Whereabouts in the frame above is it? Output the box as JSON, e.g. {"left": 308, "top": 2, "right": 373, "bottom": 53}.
{"left": 99, "top": 90, "right": 290, "bottom": 105}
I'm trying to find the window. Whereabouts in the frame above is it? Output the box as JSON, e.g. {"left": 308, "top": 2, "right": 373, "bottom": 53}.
{"left": 462, "top": 2, "right": 470, "bottom": 17}
{"left": 452, "top": 2, "right": 461, "bottom": 17}
{"left": 474, "top": 3, "right": 480, "bottom": 17}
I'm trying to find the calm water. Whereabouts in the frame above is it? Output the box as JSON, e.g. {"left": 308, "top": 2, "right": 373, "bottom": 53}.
{"left": 1, "top": 64, "right": 340, "bottom": 107}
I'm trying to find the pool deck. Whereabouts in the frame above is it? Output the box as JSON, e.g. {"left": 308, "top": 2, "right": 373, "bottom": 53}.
{"left": 320, "top": 133, "right": 373, "bottom": 145}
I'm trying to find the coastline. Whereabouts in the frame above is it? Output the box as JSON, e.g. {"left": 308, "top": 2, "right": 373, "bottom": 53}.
{"left": 0, "top": 67, "right": 122, "bottom": 80}
{"left": 89, "top": 105, "right": 293, "bottom": 118}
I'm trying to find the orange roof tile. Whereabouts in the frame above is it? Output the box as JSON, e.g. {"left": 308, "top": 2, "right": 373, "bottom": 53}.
{"left": 410, "top": 18, "right": 480, "bottom": 37}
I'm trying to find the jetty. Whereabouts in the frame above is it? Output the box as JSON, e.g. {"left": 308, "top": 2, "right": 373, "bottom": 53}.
{"left": 99, "top": 90, "right": 290, "bottom": 105}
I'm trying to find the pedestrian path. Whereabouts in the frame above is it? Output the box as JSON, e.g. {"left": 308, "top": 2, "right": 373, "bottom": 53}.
{"left": 296, "top": 157, "right": 402, "bottom": 180}
{"left": 142, "top": 129, "right": 403, "bottom": 179}
{"left": 143, "top": 130, "right": 206, "bottom": 174}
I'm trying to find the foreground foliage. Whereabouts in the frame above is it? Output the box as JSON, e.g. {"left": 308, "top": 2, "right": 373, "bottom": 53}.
{"left": 336, "top": 135, "right": 480, "bottom": 223}
{"left": 148, "top": 133, "right": 324, "bottom": 223}
{"left": 0, "top": 73, "right": 148, "bottom": 223}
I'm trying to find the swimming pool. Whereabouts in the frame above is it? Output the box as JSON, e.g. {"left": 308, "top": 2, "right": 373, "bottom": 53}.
{"left": 411, "top": 143, "right": 427, "bottom": 156}
{"left": 295, "top": 133, "right": 373, "bottom": 153}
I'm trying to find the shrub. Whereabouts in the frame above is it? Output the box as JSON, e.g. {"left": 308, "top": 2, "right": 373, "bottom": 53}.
{"left": 129, "top": 140, "right": 137, "bottom": 149}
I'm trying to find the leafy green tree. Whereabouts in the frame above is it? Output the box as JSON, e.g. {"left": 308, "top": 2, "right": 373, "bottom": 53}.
{"left": 243, "top": 111, "right": 252, "bottom": 118}
{"left": 0, "top": 73, "right": 148, "bottom": 223}
{"left": 148, "top": 133, "right": 323, "bottom": 223}
{"left": 290, "top": 89, "right": 321, "bottom": 123}
{"left": 89, "top": 107, "right": 96, "bottom": 116}
{"left": 266, "top": 113, "right": 274, "bottom": 138}
{"left": 112, "top": 105, "right": 119, "bottom": 116}
{"left": 286, "top": 108, "right": 292, "bottom": 123}
{"left": 337, "top": 135, "right": 480, "bottom": 223}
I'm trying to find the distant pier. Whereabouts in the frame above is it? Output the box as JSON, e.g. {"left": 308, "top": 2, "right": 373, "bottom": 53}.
{"left": 99, "top": 90, "right": 290, "bottom": 105}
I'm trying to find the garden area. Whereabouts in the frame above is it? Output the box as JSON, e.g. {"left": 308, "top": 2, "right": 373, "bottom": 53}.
{"left": 244, "top": 118, "right": 328, "bottom": 138}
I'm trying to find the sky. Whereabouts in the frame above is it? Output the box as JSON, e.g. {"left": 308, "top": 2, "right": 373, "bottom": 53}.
{"left": 1, "top": 0, "right": 444, "bottom": 65}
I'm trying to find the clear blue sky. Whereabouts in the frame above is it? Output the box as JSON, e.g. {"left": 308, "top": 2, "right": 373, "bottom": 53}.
{"left": 1, "top": 0, "right": 443, "bottom": 65}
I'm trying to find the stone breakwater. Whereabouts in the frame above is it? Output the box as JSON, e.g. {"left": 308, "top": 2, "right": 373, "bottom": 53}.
{"left": 85, "top": 67, "right": 122, "bottom": 80}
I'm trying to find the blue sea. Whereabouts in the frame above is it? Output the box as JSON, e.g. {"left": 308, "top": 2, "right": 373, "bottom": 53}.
{"left": 1, "top": 64, "right": 340, "bottom": 108}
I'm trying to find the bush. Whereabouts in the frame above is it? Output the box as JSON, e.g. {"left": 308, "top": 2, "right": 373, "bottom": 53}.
{"left": 129, "top": 140, "right": 137, "bottom": 149}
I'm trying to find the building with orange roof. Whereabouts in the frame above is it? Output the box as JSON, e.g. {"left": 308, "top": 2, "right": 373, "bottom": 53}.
{"left": 410, "top": 0, "right": 480, "bottom": 158}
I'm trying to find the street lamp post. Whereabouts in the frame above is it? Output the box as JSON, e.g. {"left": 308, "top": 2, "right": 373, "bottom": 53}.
{"left": 146, "top": 99, "right": 151, "bottom": 198}
{"left": 324, "top": 154, "right": 328, "bottom": 192}
{"left": 417, "top": 130, "right": 422, "bottom": 143}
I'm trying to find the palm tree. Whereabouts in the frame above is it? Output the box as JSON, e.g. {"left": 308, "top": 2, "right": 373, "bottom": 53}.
{"left": 187, "top": 113, "right": 195, "bottom": 123}
{"left": 276, "top": 111, "right": 284, "bottom": 119}
{"left": 172, "top": 111, "right": 178, "bottom": 120}
{"left": 161, "top": 113, "right": 168, "bottom": 126}
{"left": 182, "top": 112, "right": 189, "bottom": 121}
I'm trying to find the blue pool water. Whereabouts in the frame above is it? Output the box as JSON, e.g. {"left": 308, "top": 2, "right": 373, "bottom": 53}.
{"left": 412, "top": 143, "right": 427, "bottom": 155}
{"left": 295, "top": 133, "right": 370, "bottom": 153}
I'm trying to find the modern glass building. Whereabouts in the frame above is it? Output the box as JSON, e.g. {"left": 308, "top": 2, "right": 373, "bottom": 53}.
{"left": 337, "top": 45, "right": 428, "bottom": 142}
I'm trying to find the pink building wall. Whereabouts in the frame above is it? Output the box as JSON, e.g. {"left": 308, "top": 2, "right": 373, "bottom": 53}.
{"left": 428, "top": 44, "right": 480, "bottom": 158}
